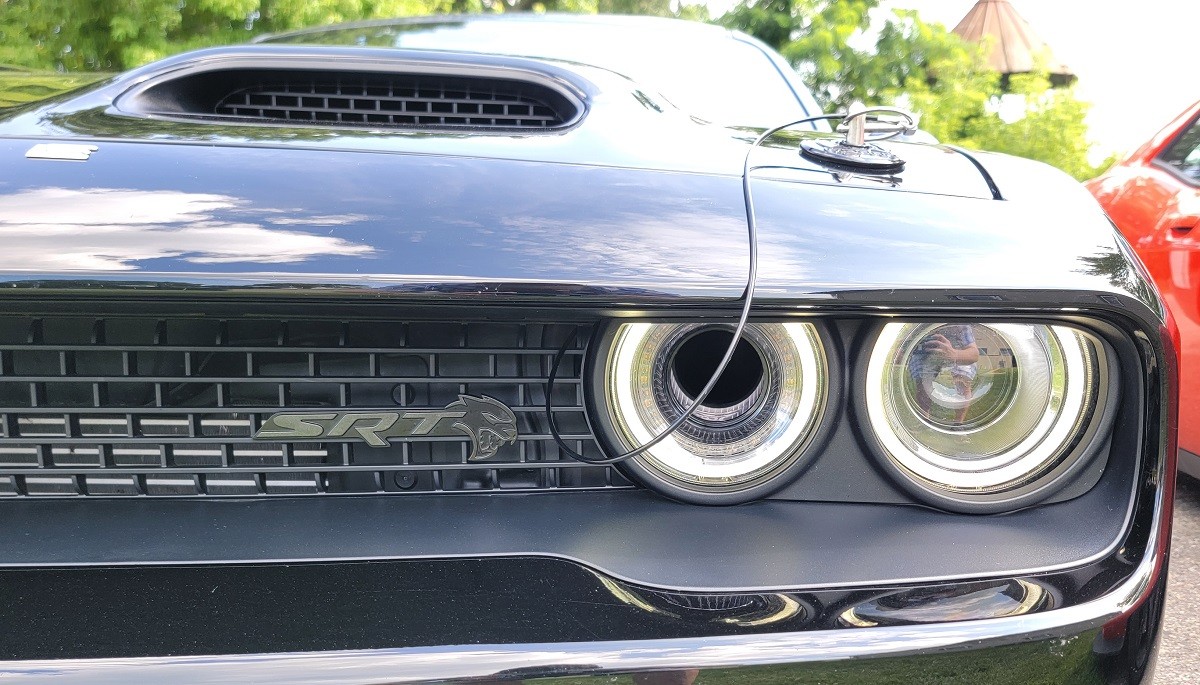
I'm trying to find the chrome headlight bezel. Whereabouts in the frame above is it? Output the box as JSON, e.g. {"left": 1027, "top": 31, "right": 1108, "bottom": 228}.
{"left": 858, "top": 320, "right": 1118, "bottom": 513}
{"left": 586, "top": 320, "right": 835, "bottom": 505}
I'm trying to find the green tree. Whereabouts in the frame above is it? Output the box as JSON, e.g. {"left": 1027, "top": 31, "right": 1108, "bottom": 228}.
{"left": 0, "top": 1, "right": 474, "bottom": 72}
{"left": 0, "top": 0, "right": 706, "bottom": 72}
{"left": 719, "top": 0, "right": 876, "bottom": 111}
{"left": 867, "top": 10, "right": 997, "bottom": 143}
{"left": 965, "top": 72, "right": 1118, "bottom": 181}
{"left": 597, "top": 0, "right": 706, "bottom": 19}
{"left": 721, "top": 2, "right": 1111, "bottom": 180}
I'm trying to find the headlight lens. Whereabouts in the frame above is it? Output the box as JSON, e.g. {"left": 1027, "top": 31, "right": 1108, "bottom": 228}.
{"left": 865, "top": 322, "right": 1105, "bottom": 498}
{"left": 603, "top": 322, "right": 826, "bottom": 496}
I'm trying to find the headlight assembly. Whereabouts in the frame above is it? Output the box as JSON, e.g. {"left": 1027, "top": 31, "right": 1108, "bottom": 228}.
{"left": 864, "top": 322, "right": 1112, "bottom": 510}
{"left": 594, "top": 322, "right": 828, "bottom": 504}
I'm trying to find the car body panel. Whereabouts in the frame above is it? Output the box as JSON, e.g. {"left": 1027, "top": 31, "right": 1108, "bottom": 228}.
{"left": 0, "top": 505, "right": 1171, "bottom": 682}
{"left": 1088, "top": 100, "right": 1200, "bottom": 462}
{"left": 0, "top": 133, "right": 1145, "bottom": 308}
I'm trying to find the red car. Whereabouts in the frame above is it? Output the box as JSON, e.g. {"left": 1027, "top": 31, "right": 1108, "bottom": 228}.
{"left": 1088, "top": 100, "right": 1200, "bottom": 476}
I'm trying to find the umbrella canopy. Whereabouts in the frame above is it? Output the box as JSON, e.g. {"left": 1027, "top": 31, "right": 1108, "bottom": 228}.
{"left": 952, "top": 0, "right": 1076, "bottom": 87}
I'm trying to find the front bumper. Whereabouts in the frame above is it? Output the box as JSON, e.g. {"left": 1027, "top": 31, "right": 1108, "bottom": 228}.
{"left": 0, "top": 378, "right": 1172, "bottom": 685}
{"left": 0, "top": 585, "right": 1164, "bottom": 684}
{"left": 0, "top": 514, "right": 1168, "bottom": 685}
{"left": 0, "top": 289, "right": 1174, "bottom": 685}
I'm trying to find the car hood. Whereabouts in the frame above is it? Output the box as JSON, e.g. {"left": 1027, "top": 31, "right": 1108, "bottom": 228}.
{"left": 0, "top": 46, "right": 1144, "bottom": 306}
{"left": 1, "top": 46, "right": 992, "bottom": 185}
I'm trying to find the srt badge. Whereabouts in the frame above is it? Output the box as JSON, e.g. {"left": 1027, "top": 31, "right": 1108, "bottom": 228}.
{"left": 254, "top": 394, "right": 519, "bottom": 460}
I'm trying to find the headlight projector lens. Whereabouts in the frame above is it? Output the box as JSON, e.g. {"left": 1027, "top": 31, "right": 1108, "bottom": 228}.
{"left": 600, "top": 322, "right": 828, "bottom": 503}
{"left": 865, "top": 322, "right": 1109, "bottom": 509}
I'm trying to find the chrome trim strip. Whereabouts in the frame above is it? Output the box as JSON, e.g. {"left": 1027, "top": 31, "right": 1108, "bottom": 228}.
{"left": 0, "top": 611, "right": 1116, "bottom": 684}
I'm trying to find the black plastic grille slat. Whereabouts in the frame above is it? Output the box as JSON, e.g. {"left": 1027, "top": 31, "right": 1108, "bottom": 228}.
{"left": 212, "top": 72, "right": 570, "bottom": 129}
{"left": 0, "top": 316, "right": 624, "bottom": 498}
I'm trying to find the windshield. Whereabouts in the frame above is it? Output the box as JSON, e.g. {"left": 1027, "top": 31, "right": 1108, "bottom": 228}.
{"left": 261, "top": 17, "right": 808, "bottom": 127}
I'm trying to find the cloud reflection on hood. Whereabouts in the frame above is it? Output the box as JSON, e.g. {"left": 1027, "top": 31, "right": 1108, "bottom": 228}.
{"left": 0, "top": 187, "right": 375, "bottom": 271}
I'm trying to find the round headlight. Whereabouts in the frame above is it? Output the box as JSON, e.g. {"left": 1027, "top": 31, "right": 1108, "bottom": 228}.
{"left": 864, "top": 322, "right": 1108, "bottom": 508}
{"left": 597, "top": 322, "right": 828, "bottom": 503}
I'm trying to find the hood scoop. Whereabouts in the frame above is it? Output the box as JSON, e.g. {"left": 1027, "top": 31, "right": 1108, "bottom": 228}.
{"left": 116, "top": 61, "right": 583, "bottom": 132}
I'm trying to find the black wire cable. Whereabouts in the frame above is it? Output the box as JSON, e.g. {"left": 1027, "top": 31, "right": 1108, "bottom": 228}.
{"left": 544, "top": 114, "right": 847, "bottom": 465}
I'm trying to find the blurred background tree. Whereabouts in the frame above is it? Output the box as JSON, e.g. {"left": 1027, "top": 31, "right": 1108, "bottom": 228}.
{"left": 0, "top": 0, "right": 1110, "bottom": 179}
{"left": 0, "top": 1, "right": 478, "bottom": 71}
{"left": 0, "top": 0, "right": 689, "bottom": 71}
{"left": 719, "top": 1, "right": 1111, "bottom": 180}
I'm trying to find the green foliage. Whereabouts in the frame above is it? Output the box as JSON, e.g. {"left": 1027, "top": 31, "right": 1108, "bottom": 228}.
{"left": 0, "top": 0, "right": 705, "bottom": 73}
{"left": 965, "top": 72, "right": 1117, "bottom": 181}
{"left": 595, "top": 0, "right": 707, "bottom": 21}
{"left": 721, "top": 2, "right": 1110, "bottom": 180}
{"left": 868, "top": 11, "right": 997, "bottom": 141}
{"left": 0, "top": 1, "right": 473, "bottom": 71}
{"left": 0, "top": 71, "right": 105, "bottom": 108}
{"left": 719, "top": 0, "right": 876, "bottom": 111}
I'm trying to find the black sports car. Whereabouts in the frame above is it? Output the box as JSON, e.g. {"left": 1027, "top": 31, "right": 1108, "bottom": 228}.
{"left": 0, "top": 14, "right": 1175, "bottom": 684}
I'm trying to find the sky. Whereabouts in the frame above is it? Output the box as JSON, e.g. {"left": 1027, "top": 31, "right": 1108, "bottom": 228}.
{"left": 707, "top": 0, "right": 1200, "bottom": 159}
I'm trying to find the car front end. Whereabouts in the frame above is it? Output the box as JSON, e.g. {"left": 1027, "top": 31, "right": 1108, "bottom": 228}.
{"left": 0, "top": 17, "right": 1176, "bottom": 684}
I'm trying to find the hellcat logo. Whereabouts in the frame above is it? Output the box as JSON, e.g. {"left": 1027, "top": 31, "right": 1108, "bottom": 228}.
{"left": 253, "top": 395, "right": 519, "bottom": 461}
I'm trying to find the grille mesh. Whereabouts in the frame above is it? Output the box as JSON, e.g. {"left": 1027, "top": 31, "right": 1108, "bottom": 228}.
{"left": 212, "top": 72, "right": 572, "bottom": 129}
{"left": 0, "top": 315, "right": 624, "bottom": 497}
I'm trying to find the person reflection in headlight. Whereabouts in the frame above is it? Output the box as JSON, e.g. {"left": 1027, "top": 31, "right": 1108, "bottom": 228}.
{"left": 909, "top": 325, "right": 981, "bottom": 423}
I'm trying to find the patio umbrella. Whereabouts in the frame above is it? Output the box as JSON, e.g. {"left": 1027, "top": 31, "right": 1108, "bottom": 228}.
{"left": 952, "top": 0, "right": 1076, "bottom": 88}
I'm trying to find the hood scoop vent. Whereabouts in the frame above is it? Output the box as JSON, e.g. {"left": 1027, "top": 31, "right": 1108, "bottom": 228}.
{"left": 118, "top": 67, "right": 581, "bottom": 132}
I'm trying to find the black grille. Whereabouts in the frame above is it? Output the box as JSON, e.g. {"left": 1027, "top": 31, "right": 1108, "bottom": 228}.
{"left": 0, "top": 315, "right": 625, "bottom": 498}
{"left": 210, "top": 71, "right": 574, "bottom": 129}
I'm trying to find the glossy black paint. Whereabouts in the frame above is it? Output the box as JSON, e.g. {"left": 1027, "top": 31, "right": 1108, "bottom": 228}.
{"left": 0, "top": 487, "right": 1132, "bottom": 587}
{"left": 0, "top": 554, "right": 1143, "bottom": 660}
{"left": 0, "top": 45, "right": 1137, "bottom": 306}
{"left": 0, "top": 553, "right": 1167, "bottom": 684}
{"left": 0, "top": 14, "right": 1176, "bottom": 685}
{"left": 0, "top": 134, "right": 1147, "bottom": 307}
